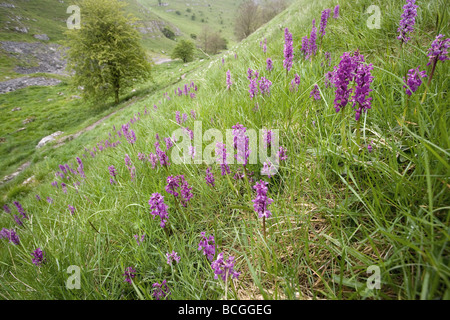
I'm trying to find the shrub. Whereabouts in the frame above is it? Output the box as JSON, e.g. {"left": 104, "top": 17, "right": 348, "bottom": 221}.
{"left": 162, "top": 27, "right": 175, "bottom": 40}
{"left": 171, "top": 39, "right": 195, "bottom": 63}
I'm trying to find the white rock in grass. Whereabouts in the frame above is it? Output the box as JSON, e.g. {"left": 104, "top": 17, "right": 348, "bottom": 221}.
{"left": 36, "top": 131, "right": 64, "bottom": 149}
{"left": 22, "top": 175, "right": 36, "bottom": 185}
{"left": 14, "top": 26, "right": 28, "bottom": 33}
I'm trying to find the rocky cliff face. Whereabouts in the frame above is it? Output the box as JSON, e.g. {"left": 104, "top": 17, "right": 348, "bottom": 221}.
{"left": 138, "top": 20, "right": 182, "bottom": 37}
{"left": 1, "top": 41, "right": 67, "bottom": 75}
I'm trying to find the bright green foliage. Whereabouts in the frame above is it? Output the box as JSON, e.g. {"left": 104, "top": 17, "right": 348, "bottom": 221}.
{"left": 171, "top": 40, "right": 195, "bottom": 63}
{"left": 65, "top": 0, "right": 152, "bottom": 104}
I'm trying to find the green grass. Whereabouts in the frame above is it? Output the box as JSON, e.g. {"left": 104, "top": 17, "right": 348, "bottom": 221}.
{"left": 0, "top": 0, "right": 449, "bottom": 300}
{"left": 0, "top": 59, "right": 203, "bottom": 185}
{"left": 137, "top": 0, "right": 241, "bottom": 46}
{"left": 0, "top": 48, "right": 20, "bottom": 81}
{"left": 0, "top": 0, "right": 67, "bottom": 43}
{"left": 0, "top": 0, "right": 166, "bottom": 44}
{"left": 0, "top": 0, "right": 197, "bottom": 76}
{"left": 0, "top": 82, "right": 130, "bottom": 178}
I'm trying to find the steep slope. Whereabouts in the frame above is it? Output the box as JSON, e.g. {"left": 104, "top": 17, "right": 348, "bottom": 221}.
{"left": 0, "top": 0, "right": 189, "bottom": 81}
{"left": 0, "top": 0, "right": 177, "bottom": 43}
{"left": 136, "top": 0, "right": 242, "bottom": 46}
{"left": 0, "top": 0, "right": 244, "bottom": 81}
{"left": 0, "top": 0, "right": 209, "bottom": 180}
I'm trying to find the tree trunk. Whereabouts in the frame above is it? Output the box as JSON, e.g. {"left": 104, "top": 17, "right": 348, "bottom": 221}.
{"left": 112, "top": 68, "right": 120, "bottom": 104}
{"left": 115, "top": 88, "right": 119, "bottom": 104}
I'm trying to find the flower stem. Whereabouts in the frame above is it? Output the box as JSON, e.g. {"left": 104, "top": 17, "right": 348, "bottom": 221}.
{"left": 403, "top": 96, "right": 408, "bottom": 123}
{"left": 421, "top": 59, "right": 437, "bottom": 103}
{"left": 164, "top": 226, "right": 172, "bottom": 252}
{"left": 243, "top": 166, "right": 252, "bottom": 196}
{"left": 224, "top": 273, "right": 229, "bottom": 301}
{"left": 263, "top": 216, "right": 267, "bottom": 243}
{"left": 356, "top": 119, "right": 361, "bottom": 149}
{"left": 340, "top": 110, "right": 347, "bottom": 151}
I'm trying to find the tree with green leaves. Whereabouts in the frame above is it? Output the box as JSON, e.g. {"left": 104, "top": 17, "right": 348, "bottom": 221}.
{"left": 65, "top": 0, "right": 151, "bottom": 104}
{"left": 171, "top": 40, "right": 195, "bottom": 63}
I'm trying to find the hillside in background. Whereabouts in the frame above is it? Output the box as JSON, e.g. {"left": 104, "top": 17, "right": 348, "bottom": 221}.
{"left": 137, "top": 0, "right": 241, "bottom": 47}
{"left": 0, "top": 0, "right": 448, "bottom": 301}
{"left": 0, "top": 0, "right": 243, "bottom": 81}
{"left": 0, "top": 0, "right": 248, "bottom": 182}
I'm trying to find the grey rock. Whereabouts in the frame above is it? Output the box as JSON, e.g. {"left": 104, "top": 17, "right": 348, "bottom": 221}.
{"left": 22, "top": 117, "right": 35, "bottom": 125}
{"left": 33, "top": 34, "right": 50, "bottom": 41}
{"left": 53, "top": 134, "right": 75, "bottom": 149}
{"left": 22, "top": 175, "right": 36, "bottom": 185}
{"left": 0, "top": 77, "right": 62, "bottom": 94}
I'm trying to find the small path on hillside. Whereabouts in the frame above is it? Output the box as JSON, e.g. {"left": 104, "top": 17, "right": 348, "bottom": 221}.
{"left": 0, "top": 44, "right": 173, "bottom": 185}
{"left": 0, "top": 41, "right": 66, "bottom": 94}
{"left": 153, "top": 57, "right": 174, "bottom": 65}
{"left": 53, "top": 96, "right": 141, "bottom": 148}
{"left": 0, "top": 55, "right": 173, "bottom": 94}
{"left": 0, "top": 161, "right": 31, "bottom": 186}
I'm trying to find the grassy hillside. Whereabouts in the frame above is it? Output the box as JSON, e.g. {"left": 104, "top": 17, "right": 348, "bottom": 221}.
{"left": 137, "top": 0, "right": 242, "bottom": 46}
{"left": 0, "top": 0, "right": 68, "bottom": 42}
{"left": 0, "top": 0, "right": 176, "bottom": 73}
{"left": 0, "top": 59, "right": 204, "bottom": 187}
{"left": 0, "top": 0, "right": 242, "bottom": 75}
{"left": 0, "top": 0, "right": 176, "bottom": 44}
{"left": 0, "top": 0, "right": 449, "bottom": 301}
